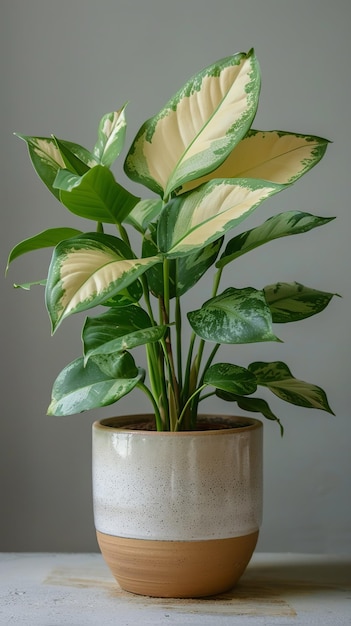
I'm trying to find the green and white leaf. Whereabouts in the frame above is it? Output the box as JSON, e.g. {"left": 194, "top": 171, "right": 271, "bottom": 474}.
{"left": 248, "top": 361, "right": 334, "bottom": 413}
{"left": 217, "top": 211, "right": 335, "bottom": 268}
{"left": 13, "top": 279, "right": 46, "bottom": 290}
{"left": 180, "top": 130, "right": 329, "bottom": 193}
{"left": 188, "top": 287, "right": 280, "bottom": 344}
{"left": 203, "top": 363, "right": 257, "bottom": 395}
{"left": 15, "top": 134, "right": 97, "bottom": 198}
{"left": 47, "top": 356, "right": 143, "bottom": 416}
{"left": 158, "top": 178, "right": 284, "bottom": 258}
{"left": 124, "top": 49, "right": 260, "bottom": 198}
{"left": 53, "top": 137, "right": 91, "bottom": 176}
{"left": 45, "top": 232, "right": 160, "bottom": 331}
{"left": 93, "top": 106, "right": 127, "bottom": 167}
{"left": 125, "top": 198, "right": 164, "bottom": 233}
{"left": 83, "top": 305, "right": 167, "bottom": 362}
{"left": 215, "top": 391, "right": 283, "bottom": 434}
{"left": 6, "top": 227, "right": 82, "bottom": 271}
{"left": 54, "top": 165, "right": 140, "bottom": 223}
{"left": 264, "top": 282, "right": 338, "bottom": 323}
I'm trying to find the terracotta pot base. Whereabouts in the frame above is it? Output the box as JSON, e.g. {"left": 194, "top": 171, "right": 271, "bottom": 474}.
{"left": 96, "top": 529, "right": 259, "bottom": 598}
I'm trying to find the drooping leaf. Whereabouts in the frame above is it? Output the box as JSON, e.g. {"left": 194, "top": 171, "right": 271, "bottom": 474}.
{"left": 45, "top": 232, "right": 160, "bottom": 331}
{"left": 47, "top": 356, "right": 144, "bottom": 415}
{"left": 180, "top": 130, "right": 330, "bottom": 193}
{"left": 6, "top": 227, "right": 82, "bottom": 271}
{"left": 216, "top": 391, "right": 284, "bottom": 434}
{"left": 248, "top": 361, "right": 334, "bottom": 413}
{"left": 203, "top": 362, "right": 257, "bottom": 395}
{"left": 93, "top": 106, "right": 127, "bottom": 167}
{"left": 217, "top": 211, "right": 335, "bottom": 268}
{"left": 264, "top": 282, "right": 339, "bottom": 323}
{"left": 124, "top": 50, "right": 260, "bottom": 198}
{"left": 158, "top": 178, "right": 284, "bottom": 258}
{"left": 188, "top": 287, "right": 280, "bottom": 344}
{"left": 83, "top": 305, "right": 167, "bottom": 362}
{"left": 15, "top": 134, "right": 97, "bottom": 198}
{"left": 53, "top": 165, "right": 140, "bottom": 223}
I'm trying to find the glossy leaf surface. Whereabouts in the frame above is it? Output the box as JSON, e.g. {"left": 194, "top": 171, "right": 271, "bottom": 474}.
{"left": 264, "top": 282, "right": 338, "bottom": 323}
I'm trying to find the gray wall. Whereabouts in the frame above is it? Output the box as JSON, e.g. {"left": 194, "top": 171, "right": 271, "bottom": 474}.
{"left": 1, "top": 0, "right": 350, "bottom": 554}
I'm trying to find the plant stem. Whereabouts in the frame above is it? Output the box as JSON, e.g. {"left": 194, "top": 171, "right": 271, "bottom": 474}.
{"left": 137, "top": 381, "right": 163, "bottom": 431}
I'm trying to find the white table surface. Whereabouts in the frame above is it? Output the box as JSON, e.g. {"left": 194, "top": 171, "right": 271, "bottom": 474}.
{"left": 1, "top": 552, "right": 350, "bottom": 625}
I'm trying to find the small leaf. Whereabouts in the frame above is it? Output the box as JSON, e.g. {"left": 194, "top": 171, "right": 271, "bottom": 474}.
{"left": 125, "top": 198, "right": 164, "bottom": 233}
{"left": 6, "top": 227, "right": 82, "bottom": 271}
{"left": 93, "top": 106, "right": 127, "bottom": 167}
{"left": 53, "top": 136, "right": 91, "bottom": 176}
{"left": 248, "top": 361, "right": 334, "bottom": 414}
{"left": 216, "top": 391, "right": 284, "bottom": 435}
{"left": 217, "top": 211, "right": 335, "bottom": 268}
{"left": 124, "top": 50, "right": 260, "bottom": 197}
{"left": 264, "top": 282, "right": 339, "bottom": 323}
{"left": 47, "top": 356, "right": 143, "bottom": 416}
{"left": 54, "top": 165, "right": 140, "bottom": 224}
{"left": 83, "top": 305, "right": 167, "bottom": 361}
{"left": 45, "top": 232, "right": 160, "bottom": 331}
{"left": 204, "top": 363, "right": 257, "bottom": 395}
{"left": 188, "top": 287, "right": 280, "bottom": 344}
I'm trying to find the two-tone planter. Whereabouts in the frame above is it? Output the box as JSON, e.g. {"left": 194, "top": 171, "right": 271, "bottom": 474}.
{"left": 92, "top": 414, "right": 262, "bottom": 598}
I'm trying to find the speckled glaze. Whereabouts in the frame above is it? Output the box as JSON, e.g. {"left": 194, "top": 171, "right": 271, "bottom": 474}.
{"left": 92, "top": 414, "right": 263, "bottom": 597}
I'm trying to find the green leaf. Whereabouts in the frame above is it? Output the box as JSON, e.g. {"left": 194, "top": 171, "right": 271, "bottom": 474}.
{"left": 90, "top": 351, "right": 138, "bottom": 379}
{"left": 264, "top": 282, "right": 339, "bottom": 323}
{"left": 15, "top": 134, "right": 97, "bottom": 198}
{"left": 101, "top": 280, "right": 143, "bottom": 307}
{"left": 54, "top": 165, "right": 140, "bottom": 224}
{"left": 248, "top": 361, "right": 334, "bottom": 413}
{"left": 13, "top": 279, "right": 46, "bottom": 290}
{"left": 125, "top": 198, "right": 164, "bottom": 233}
{"left": 180, "top": 130, "right": 330, "bottom": 193}
{"left": 188, "top": 287, "right": 280, "bottom": 344}
{"left": 215, "top": 391, "right": 284, "bottom": 434}
{"left": 47, "top": 356, "right": 143, "bottom": 416}
{"left": 217, "top": 211, "right": 335, "bottom": 268}
{"left": 158, "top": 178, "right": 284, "bottom": 258}
{"left": 124, "top": 49, "right": 260, "bottom": 198}
{"left": 83, "top": 305, "right": 167, "bottom": 362}
{"left": 53, "top": 137, "right": 91, "bottom": 176}
{"left": 6, "top": 227, "right": 82, "bottom": 272}
{"left": 93, "top": 106, "right": 127, "bottom": 167}
{"left": 203, "top": 363, "right": 257, "bottom": 395}
{"left": 45, "top": 232, "right": 160, "bottom": 331}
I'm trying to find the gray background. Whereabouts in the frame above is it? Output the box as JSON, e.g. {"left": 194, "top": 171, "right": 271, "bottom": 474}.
{"left": 1, "top": 0, "right": 350, "bottom": 554}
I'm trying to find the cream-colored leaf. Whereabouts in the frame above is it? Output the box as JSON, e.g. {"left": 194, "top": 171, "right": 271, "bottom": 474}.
{"left": 33, "top": 138, "right": 66, "bottom": 168}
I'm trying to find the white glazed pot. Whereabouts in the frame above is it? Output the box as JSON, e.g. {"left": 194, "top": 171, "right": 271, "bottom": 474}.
{"left": 92, "top": 414, "right": 263, "bottom": 598}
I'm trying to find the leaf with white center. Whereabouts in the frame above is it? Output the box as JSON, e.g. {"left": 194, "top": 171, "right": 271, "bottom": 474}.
{"left": 264, "top": 282, "right": 339, "bottom": 323}
{"left": 83, "top": 305, "right": 167, "bottom": 362}
{"left": 124, "top": 49, "right": 260, "bottom": 198}
{"left": 188, "top": 287, "right": 280, "bottom": 344}
{"left": 47, "top": 356, "right": 143, "bottom": 416}
{"left": 248, "top": 361, "right": 334, "bottom": 413}
{"left": 180, "top": 130, "right": 330, "bottom": 193}
{"left": 217, "top": 211, "right": 335, "bottom": 268}
{"left": 215, "top": 391, "right": 284, "bottom": 434}
{"left": 45, "top": 232, "right": 160, "bottom": 332}
{"left": 125, "top": 198, "right": 164, "bottom": 233}
{"left": 158, "top": 178, "right": 284, "bottom": 258}
{"left": 93, "top": 106, "right": 127, "bottom": 167}
{"left": 54, "top": 165, "right": 140, "bottom": 223}
{"left": 203, "top": 363, "right": 257, "bottom": 395}
{"left": 15, "top": 134, "right": 97, "bottom": 198}
{"left": 6, "top": 227, "right": 82, "bottom": 271}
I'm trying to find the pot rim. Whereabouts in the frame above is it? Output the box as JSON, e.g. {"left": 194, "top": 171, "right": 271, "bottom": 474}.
{"left": 93, "top": 414, "right": 262, "bottom": 436}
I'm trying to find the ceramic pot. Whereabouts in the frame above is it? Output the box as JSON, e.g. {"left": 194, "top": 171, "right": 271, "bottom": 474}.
{"left": 92, "top": 414, "right": 263, "bottom": 598}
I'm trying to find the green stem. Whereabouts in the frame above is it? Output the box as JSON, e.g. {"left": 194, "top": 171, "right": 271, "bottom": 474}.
{"left": 137, "top": 381, "right": 163, "bottom": 431}
{"left": 175, "top": 293, "right": 182, "bottom": 391}
{"left": 118, "top": 222, "right": 131, "bottom": 248}
{"left": 176, "top": 384, "right": 207, "bottom": 431}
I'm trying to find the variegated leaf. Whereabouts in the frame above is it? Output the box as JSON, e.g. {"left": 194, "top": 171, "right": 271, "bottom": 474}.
{"left": 15, "top": 134, "right": 97, "bottom": 198}
{"left": 83, "top": 305, "right": 167, "bottom": 362}
{"left": 215, "top": 391, "right": 284, "bottom": 434}
{"left": 47, "top": 356, "right": 143, "bottom": 416}
{"left": 158, "top": 178, "right": 284, "bottom": 258}
{"left": 217, "top": 211, "right": 335, "bottom": 268}
{"left": 54, "top": 165, "right": 140, "bottom": 223}
{"left": 125, "top": 198, "right": 164, "bottom": 233}
{"left": 6, "top": 227, "right": 82, "bottom": 271}
{"left": 264, "top": 282, "right": 338, "bottom": 323}
{"left": 124, "top": 50, "right": 260, "bottom": 198}
{"left": 188, "top": 287, "right": 280, "bottom": 344}
{"left": 93, "top": 106, "right": 127, "bottom": 167}
{"left": 45, "top": 232, "right": 160, "bottom": 331}
{"left": 248, "top": 361, "right": 334, "bottom": 413}
{"left": 180, "top": 130, "right": 329, "bottom": 193}
{"left": 203, "top": 363, "right": 257, "bottom": 395}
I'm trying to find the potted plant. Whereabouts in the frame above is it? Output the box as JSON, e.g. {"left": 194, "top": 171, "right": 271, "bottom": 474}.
{"left": 6, "top": 48, "right": 337, "bottom": 598}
